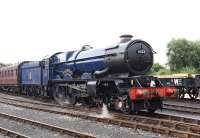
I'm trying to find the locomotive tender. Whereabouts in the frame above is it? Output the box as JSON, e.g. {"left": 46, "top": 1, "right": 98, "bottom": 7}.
{"left": 0, "top": 35, "right": 174, "bottom": 113}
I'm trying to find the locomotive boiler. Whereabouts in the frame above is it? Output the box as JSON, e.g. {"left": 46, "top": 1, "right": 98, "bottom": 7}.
{"left": 50, "top": 35, "right": 153, "bottom": 80}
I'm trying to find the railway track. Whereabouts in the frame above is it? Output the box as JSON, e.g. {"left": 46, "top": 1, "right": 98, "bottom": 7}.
{"left": 163, "top": 103, "right": 200, "bottom": 114}
{"left": 163, "top": 98, "right": 200, "bottom": 114}
{"left": 0, "top": 94, "right": 200, "bottom": 138}
{"left": 166, "top": 98, "right": 200, "bottom": 105}
{"left": 168, "top": 97, "right": 200, "bottom": 103}
{"left": 0, "top": 126, "right": 30, "bottom": 138}
{"left": 0, "top": 111, "right": 95, "bottom": 138}
{"left": 3, "top": 91, "right": 200, "bottom": 114}
{"left": 0, "top": 93, "right": 200, "bottom": 124}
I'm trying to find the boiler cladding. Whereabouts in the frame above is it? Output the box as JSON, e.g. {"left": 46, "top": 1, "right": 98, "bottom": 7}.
{"left": 50, "top": 35, "right": 154, "bottom": 79}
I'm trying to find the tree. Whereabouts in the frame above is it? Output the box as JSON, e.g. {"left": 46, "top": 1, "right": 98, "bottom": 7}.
{"left": 167, "top": 39, "right": 200, "bottom": 73}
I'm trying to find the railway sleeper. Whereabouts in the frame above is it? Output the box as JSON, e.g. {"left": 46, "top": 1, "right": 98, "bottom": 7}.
{"left": 0, "top": 112, "right": 95, "bottom": 138}
{"left": 0, "top": 126, "right": 30, "bottom": 138}
{"left": 190, "top": 127, "right": 200, "bottom": 134}
{"left": 1, "top": 97, "right": 200, "bottom": 138}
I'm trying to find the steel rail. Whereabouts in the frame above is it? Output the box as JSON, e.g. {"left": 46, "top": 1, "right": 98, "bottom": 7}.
{"left": 163, "top": 103, "right": 200, "bottom": 114}
{"left": 0, "top": 94, "right": 200, "bottom": 125}
{"left": 0, "top": 98, "right": 199, "bottom": 138}
{"left": 0, "top": 126, "right": 30, "bottom": 138}
{"left": 0, "top": 112, "right": 95, "bottom": 138}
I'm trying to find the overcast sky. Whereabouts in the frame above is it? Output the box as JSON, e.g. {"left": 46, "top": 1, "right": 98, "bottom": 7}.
{"left": 0, "top": 0, "right": 200, "bottom": 65}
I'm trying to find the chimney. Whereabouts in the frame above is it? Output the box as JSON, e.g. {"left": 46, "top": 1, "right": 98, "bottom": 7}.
{"left": 119, "top": 34, "right": 133, "bottom": 43}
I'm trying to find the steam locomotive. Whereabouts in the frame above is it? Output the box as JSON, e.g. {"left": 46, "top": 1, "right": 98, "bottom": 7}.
{"left": 0, "top": 35, "right": 174, "bottom": 113}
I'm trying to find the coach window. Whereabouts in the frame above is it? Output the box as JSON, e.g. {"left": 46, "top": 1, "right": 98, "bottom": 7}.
{"left": 8, "top": 70, "right": 10, "bottom": 77}
{"left": 16, "top": 69, "right": 17, "bottom": 75}
{"left": 11, "top": 70, "right": 13, "bottom": 76}
{"left": 0, "top": 71, "right": 1, "bottom": 77}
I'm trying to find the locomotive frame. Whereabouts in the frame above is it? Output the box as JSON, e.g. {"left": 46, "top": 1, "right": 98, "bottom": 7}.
{"left": 50, "top": 76, "right": 168, "bottom": 113}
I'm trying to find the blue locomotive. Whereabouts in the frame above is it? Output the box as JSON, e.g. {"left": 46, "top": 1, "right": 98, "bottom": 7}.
{"left": 0, "top": 35, "right": 174, "bottom": 113}
{"left": 50, "top": 36, "right": 153, "bottom": 79}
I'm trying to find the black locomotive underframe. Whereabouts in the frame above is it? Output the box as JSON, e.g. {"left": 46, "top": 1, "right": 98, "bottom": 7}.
{"left": 49, "top": 76, "right": 163, "bottom": 113}
{"left": 0, "top": 76, "right": 163, "bottom": 113}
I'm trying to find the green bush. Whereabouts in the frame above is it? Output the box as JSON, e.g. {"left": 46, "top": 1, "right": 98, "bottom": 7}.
{"left": 156, "top": 69, "right": 172, "bottom": 75}
{"left": 174, "top": 66, "right": 197, "bottom": 74}
{"left": 147, "top": 63, "right": 172, "bottom": 75}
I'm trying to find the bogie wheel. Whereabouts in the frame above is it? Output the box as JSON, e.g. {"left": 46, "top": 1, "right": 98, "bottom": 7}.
{"left": 188, "top": 88, "right": 199, "bottom": 100}
{"left": 177, "top": 88, "right": 185, "bottom": 99}
{"left": 27, "top": 87, "right": 33, "bottom": 97}
{"left": 53, "top": 86, "right": 67, "bottom": 105}
{"left": 106, "top": 102, "right": 114, "bottom": 111}
{"left": 34, "top": 88, "right": 42, "bottom": 97}
{"left": 122, "top": 98, "right": 132, "bottom": 114}
{"left": 68, "top": 93, "right": 77, "bottom": 105}
{"left": 67, "top": 88, "right": 77, "bottom": 105}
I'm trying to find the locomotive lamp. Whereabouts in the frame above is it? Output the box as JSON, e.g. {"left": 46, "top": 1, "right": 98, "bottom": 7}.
{"left": 135, "top": 89, "right": 144, "bottom": 98}
{"left": 165, "top": 87, "right": 175, "bottom": 97}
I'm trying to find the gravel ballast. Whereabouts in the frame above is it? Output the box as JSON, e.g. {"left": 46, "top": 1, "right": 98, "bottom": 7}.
{"left": 0, "top": 115, "right": 72, "bottom": 138}
{"left": 0, "top": 103, "right": 169, "bottom": 138}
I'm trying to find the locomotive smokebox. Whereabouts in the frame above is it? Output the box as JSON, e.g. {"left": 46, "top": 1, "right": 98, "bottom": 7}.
{"left": 105, "top": 35, "right": 153, "bottom": 76}
{"left": 125, "top": 39, "right": 153, "bottom": 75}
